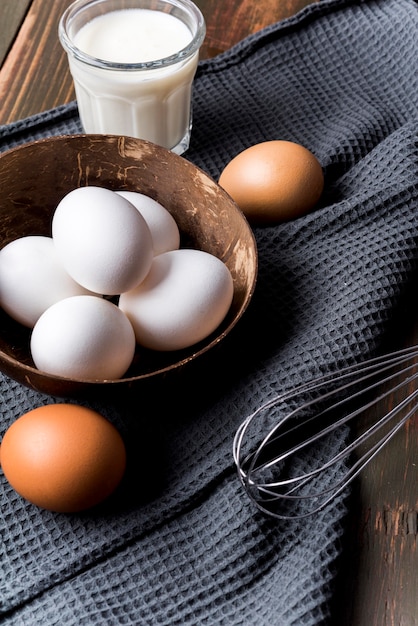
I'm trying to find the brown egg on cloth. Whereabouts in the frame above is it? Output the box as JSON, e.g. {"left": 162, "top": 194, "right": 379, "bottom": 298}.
{"left": 218, "top": 140, "right": 324, "bottom": 224}
{"left": 0, "top": 404, "right": 126, "bottom": 512}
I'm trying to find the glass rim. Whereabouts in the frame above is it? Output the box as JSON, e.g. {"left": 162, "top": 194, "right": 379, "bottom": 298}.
{"left": 58, "top": 0, "right": 206, "bottom": 72}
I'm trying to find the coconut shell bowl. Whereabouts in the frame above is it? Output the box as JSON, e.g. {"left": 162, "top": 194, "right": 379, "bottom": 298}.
{"left": 0, "top": 135, "right": 257, "bottom": 398}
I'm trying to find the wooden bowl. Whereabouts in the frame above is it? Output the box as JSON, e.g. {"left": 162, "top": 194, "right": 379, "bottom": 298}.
{"left": 0, "top": 135, "right": 257, "bottom": 398}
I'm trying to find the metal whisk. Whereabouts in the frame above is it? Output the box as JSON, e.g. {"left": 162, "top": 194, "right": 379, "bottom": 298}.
{"left": 233, "top": 345, "right": 418, "bottom": 519}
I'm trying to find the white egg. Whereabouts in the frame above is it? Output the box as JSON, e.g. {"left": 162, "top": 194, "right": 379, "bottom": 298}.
{"left": 52, "top": 186, "right": 153, "bottom": 295}
{"left": 0, "top": 236, "right": 96, "bottom": 328}
{"left": 31, "top": 295, "right": 136, "bottom": 380}
{"left": 116, "top": 190, "right": 180, "bottom": 256}
{"left": 119, "top": 249, "right": 234, "bottom": 351}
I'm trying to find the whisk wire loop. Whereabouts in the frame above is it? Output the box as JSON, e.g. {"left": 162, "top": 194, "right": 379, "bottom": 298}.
{"left": 233, "top": 345, "right": 418, "bottom": 519}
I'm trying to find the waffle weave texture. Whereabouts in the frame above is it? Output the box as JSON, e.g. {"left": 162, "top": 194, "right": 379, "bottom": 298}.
{"left": 1, "top": 0, "right": 418, "bottom": 624}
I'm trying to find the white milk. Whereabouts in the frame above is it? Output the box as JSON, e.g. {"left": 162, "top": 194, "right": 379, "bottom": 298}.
{"left": 66, "top": 8, "right": 200, "bottom": 152}
{"left": 75, "top": 10, "right": 192, "bottom": 63}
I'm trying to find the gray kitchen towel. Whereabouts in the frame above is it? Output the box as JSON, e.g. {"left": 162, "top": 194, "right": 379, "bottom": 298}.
{"left": 1, "top": 0, "right": 418, "bottom": 624}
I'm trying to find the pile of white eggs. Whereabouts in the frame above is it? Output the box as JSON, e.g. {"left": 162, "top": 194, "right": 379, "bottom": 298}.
{"left": 0, "top": 187, "right": 234, "bottom": 380}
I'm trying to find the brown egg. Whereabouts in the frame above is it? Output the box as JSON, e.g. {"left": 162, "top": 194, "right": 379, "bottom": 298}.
{"left": 218, "top": 140, "right": 324, "bottom": 224}
{"left": 0, "top": 404, "right": 126, "bottom": 512}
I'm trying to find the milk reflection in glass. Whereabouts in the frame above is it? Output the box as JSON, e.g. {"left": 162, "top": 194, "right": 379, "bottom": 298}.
{"left": 59, "top": 1, "right": 205, "bottom": 154}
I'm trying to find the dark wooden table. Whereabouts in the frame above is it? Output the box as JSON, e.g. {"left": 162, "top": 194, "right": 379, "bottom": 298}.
{"left": 1, "top": 2, "right": 417, "bottom": 624}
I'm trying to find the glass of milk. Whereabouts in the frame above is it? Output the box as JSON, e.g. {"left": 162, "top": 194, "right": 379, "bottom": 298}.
{"left": 59, "top": 0, "right": 206, "bottom": 154}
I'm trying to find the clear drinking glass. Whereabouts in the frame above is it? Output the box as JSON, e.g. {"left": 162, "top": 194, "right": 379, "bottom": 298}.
{"left": 59, "top": 0, "right": 206, "bottom": 154}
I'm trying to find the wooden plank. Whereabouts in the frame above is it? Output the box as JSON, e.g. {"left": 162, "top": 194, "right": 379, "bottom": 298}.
{"left": 196, "top": 0, "right": 318, "bottom": 57}
{"left": 0, "top": 0, "right": 32, "bottom": 66}
{"left": 0, "top": 0, "right": 75, "bottom": 124}
{"left": 341, "top": 426, "right": 418, "bottom": 625}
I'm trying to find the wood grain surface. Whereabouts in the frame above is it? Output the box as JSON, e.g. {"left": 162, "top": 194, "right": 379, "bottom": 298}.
{"left": 0, "top": 0, "right": 32, "bottom": 64}
{"left": 0, "top": 1, "right": 417, "bottom": 624}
